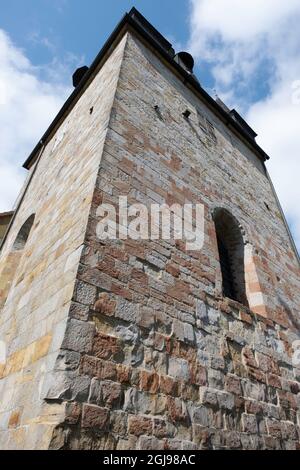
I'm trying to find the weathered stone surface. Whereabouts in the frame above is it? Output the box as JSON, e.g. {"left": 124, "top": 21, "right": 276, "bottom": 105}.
{"left": 139, "top": 436, "right": 165, "bottom": 450}
{"left": 160, "top": 375, "right": 179, "bottom": 396}
{"left": 0, "top": 31, "right": 128, "bottom": 450}
{"left": 196, "top": 300, "right": 207, "bottom": 321}
{"left": 0, "top": 13, "right": 299, "bottom": 452}
{"left": 65, "top": 402, "right": 82, "bottom": 425}
{"left": 74, "top": 281, "right": 97, "bottom": 306}
{"left": 153, "top": 418, "right": 174, "bottom": 438}
{"left": 225, "top": 374, "right": 242, "bottom": 396}
{"left": 81, "top": 404, "right": 110, "bottom": 430}
{"left": 167, "top": 397, "right": 189, "bottom": 424}
{"left": 69, "top": 302, "right": 90, "bottom": 321}
{"left": 242, "top": 413, "right": 258, "bottom": 434}
{"left": 92, "top": 332, "right": 121, "bottom": 360}
{"left": 200, "top": 387, "right": 218, "bottom": 407}
{"left": 88, "top": 378, "right": 101, "bottom": 405}
{"left": 93, "top": 293, "right": 116, "bottom": 317}
{"left": 110, "top": 410, "right": 127, "bottom": 436}
{"left": 43, "top": 371, "right": 91, "bottom": 402}
{"left": 123, "top": 388, "right": 138, "bottom": 413}
{"left": 221, "top": 431, "right": 241, "bottom": 449}
{"left": 168, "top": 357, "right": 190, "bottom": 381}
{"left": 101, "top": 380, "right": 123, "bottom": 408}
{"left": 56, "top": 350, "right": 81, "bottom": 371}
{"left": 62, "top": 319, "right": 95, "bottom": 354}
{"left": 190, "top": 363, "right": 207, "bottom": 386}
{"left": 116, "top": 364, "right": 132, "bottom": 384}
{"left": 128, "top": 415, "right": 153, "bottom": 436}
{"left": 242, "top": 380, "right": 266, "bottom": 402}
{"left": 139, "top": 370, "right": 159, "bottom": 394}
{"left": 193, "top": 406, "right": 210, "bottom": 427}
{"left": 217, "top": 391, "right": 235, "bottom": 411}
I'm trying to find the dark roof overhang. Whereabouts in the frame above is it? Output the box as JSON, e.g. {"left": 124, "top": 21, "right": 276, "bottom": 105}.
{"left": 0, "top": 211, "right": 14, "bottom": 218}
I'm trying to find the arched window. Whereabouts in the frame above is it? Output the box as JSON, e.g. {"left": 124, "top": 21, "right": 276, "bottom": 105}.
{"left": 213, "top": 208, "right": 247, "bottom": 306}
{"left": 12, "top": 214, "right": 35, "bottom": 251}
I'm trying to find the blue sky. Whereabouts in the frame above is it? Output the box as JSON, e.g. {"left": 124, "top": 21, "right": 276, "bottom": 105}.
{"left": 0, "top": 1, "right": 217, "bottom": 93}
{"left": 1, "top": 1, "right": 192, "bottom": 78}
{"left": 0, "top": 0, "right": 269, "bottom": 101}
{"left": 0, "top": 0, "right": 300, "bottom": 252}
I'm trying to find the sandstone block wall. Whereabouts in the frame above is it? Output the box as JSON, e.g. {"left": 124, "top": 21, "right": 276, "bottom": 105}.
{"left": 46, "top": 33, "right": 300, "bottom": 449}
{"left": 0, "top": 35, "right": 127, "bottom": 449}
{"left": 0, "top": 26, "right": 299, "bottom": 450}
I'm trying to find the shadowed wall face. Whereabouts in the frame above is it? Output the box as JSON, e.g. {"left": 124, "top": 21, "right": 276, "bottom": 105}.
{"left": 213, "top": 208, "right": 247, "bottom": 306}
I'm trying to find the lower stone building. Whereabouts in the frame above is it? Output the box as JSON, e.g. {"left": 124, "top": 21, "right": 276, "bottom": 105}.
{"left": 0, "top": 9, "right": 299, "bottom": 449}
{"left": 0, "top": 212, "right": 13, "bottom": 246}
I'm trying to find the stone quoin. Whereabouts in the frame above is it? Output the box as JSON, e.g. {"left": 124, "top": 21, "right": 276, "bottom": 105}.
{"left": 0, "top": 8, "right": 299, "bottom": 450}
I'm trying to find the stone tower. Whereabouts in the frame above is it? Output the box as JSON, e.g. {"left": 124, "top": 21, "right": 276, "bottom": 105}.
{"left": 0, "top": 9, "right": 299, "bottom": 450}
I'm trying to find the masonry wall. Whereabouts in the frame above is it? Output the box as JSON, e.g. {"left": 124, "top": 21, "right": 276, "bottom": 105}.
{"left": 1, "top": 28, "right": 299, "bottom": 450}
{"left": 47, "top": 32, "right": 300, "bottom": 450}
{"left": 0, "top": 35, "right": 127, "bottom": 449}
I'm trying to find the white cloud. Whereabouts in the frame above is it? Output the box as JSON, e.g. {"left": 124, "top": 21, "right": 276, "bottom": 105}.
{"left": 0, "top": 29, "right": 72, "bottom": 212}
{"left": 189, "top": 0, "right": 300, "bottom": 43}
{"left": 188, "top": 0, "right": 300, "bottom": 252}
{"left": 247, "top": 83, "right": 300, "bottom": 250}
